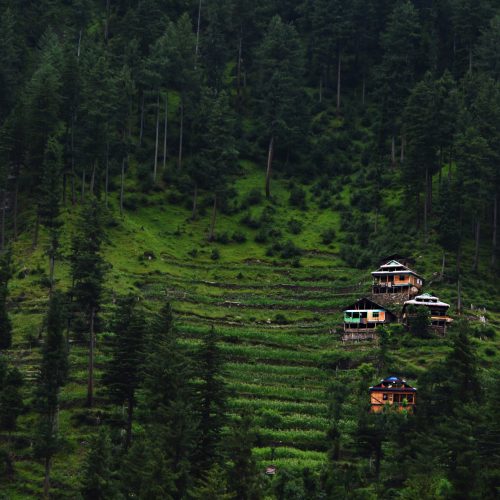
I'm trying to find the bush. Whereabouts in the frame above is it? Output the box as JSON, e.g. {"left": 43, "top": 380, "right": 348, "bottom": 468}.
{"left": 280, "top": 240, "right": 302, "bottom": 259}
{"left": 187, "top": 248, "right": 198, "bottom": 258}
{"left": 255, "top": 228, "right": 269, "bottom": 243}
{"left": 321, "top": 228, "right": 336, "bottom": 245}
{"left": 274, "top": 313, "right": 288, "bottom": 324}
{"left": 210, "top": 248, "right": 220, "bottom": 260}
{"left": 244, "top": 188, "right": 262, "bottom": 206}
{"left": 214, "top": 232, "right": 230, "bottom": 244}
{"left": 289, "top": 186, "right": 307, "bottom": 208}
{"left": 287, "top": 218, "right": 303, "bottom": 234}
{"left": 232, "top": 231, "right": 247, "bottom": 243}
{"left": 240, "top": 211, "right": 261, "bottom": 229}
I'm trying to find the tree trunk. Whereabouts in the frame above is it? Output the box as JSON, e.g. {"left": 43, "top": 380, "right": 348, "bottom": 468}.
{"left": 400, "top": 135, "right": 405, "bottom": 162}
{"left": 473, "top": 218, "right": 480, "bottom": 272}
{"left": 237, "top": 30, "right": 243, "bottom": 102}
{"left": 43, "top": 456, "right": 51, "bottom": 499}
{"left": 209, "top": 194, "right": 217, "bottom": 241}
{"left": 49, "top": 252, "right": 55, "bottom": 293}
{"left": 424, "top": 167, "right": 429, "bottom": 242}
{"left": 336, "top": 50, "right": 342, "bottom": 113}
{"left": 126, "top": 398, "right": 134, "bottom": 450}
{"left": 163, "top": 92, "right": 168, "bottom": 170}
{"left": 178, "top": 97, "right": 184, "bottom": 171}
{"left": 87, "top": 307, "right": 95, "bottom": 408}
{"left": 153, "top": 92, "right": 160, "bottom": 182}
{"left": 195, "top": 0, "right": 202, "bottom": 60}
{"left": 77, "top": 28, "right": 82, "bottom": 58}
{"left": 0, "top": 190, "right": 5, "bottom": 251}
{"left": 120, "top": 158, "right": 125, "bottom": 216}
{"left": 191, "top": 184, "right": 198, "bottom": 220}
{"left": 32, "top": 213, "right": 39, "bottom": 249}
{"left": 90, "top": 160, "right": 96, "bottom": 196}
{"left": 492, "top": 194, "right": 497, "bottom": 267}
{"left": 81, "top": 168, "right": 86, "bottom": 201}
{"left": 362, "top": 76, "right": 366, "bottom": 105}
{"left": 71, "top": 115, "right": 76, "bottom": 205}
{"left": 104, "top": 0, "right": 111, "bottom": 43}
{"left": 319, "top": 76, "right": 323, "bottom": 103}
{"left": 391, "top": 136, "right": 396, "bottom": 167}
{"left": 13, "top": 171, "right": 18, "bottom": 239}
{"left": 105, "top": 142, "right": 109, "bottom": 207}
{"left": 139, "top": 93, "right": 145, "bottom": 146}
{"left": 265, "top": 136, "right": 274, "bottom": 199}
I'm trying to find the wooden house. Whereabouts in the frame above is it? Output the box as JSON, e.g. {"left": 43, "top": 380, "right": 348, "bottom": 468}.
{"left": 369, "top": 376, "right": 417, "bottom": 413}
{"left": 371, "top": 260, "right": 423, "bottom": 300}
{"left": 342, "top": 297, "right": 397, "bottom": 341}
{"left": 402, "top": 292, "right": 453, "bottom": 334}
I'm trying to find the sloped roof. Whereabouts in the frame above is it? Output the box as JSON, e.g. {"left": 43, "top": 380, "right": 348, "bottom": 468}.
{"left": 371, "top": 260, "right": 423, "bottom": 279}
{"left": 369, "top": 376, "right": 417, "bottom": 392}
{"left": 404, "top": 293, "right": 450, "bottom": 309}
{"left": 343, "top": 297, "right": 397, "bottom": 319}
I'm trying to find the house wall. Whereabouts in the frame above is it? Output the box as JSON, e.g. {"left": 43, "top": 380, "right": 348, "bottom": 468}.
{"left": 370, "top": 391, "right": 416, "bottom": 413}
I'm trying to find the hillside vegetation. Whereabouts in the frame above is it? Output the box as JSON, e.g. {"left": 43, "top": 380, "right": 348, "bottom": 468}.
{"left": 0, "top": 0, "right": 499, "bottom": 498}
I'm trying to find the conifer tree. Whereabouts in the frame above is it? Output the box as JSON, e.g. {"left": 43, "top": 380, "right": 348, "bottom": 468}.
{"left": 255, "top": 15, "right": 307, "bottom": 198}
{"left": 34, "top": 291, "right": 68, "bottom": 498}
{"left": 226, "top": 413, "right": 261, "bottom": 500}
{"left": 192, "top": 326, "right": 228, "bottom": 477}
{"left": 103, "top": 295, "right": 145, "bottom": 449}
{"left": 80, "top": 427, "right": 117, "bottom": 500}
{"left": 0, "top": 250, "right": 12, "bottom": 350}
{"left": 38, "top": 136, "right": 63, "bottom": 289}
{"left": 0, "top": 357, "right": 23, "bottom": 431}
{"left": 69, "top": 198, "right": 105, "bottom": 407}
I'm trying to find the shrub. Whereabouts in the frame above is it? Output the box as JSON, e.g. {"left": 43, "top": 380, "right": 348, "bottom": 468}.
{"left": 214, "top": 232, "right": 230, "bottom": 244}
{"left": 280, "top": 240, "right": 302, "bottom": 259}
{"left": 274, "top": 313, "right": 288, "bottom": 324}
{"left": 240, "top": 211, "right": 261, "bottom": 229}
{"left": 321, "top": 228, "right": 336, "bottom": 245}
{"left": 232, "top": 231, "right": 247, "bottom": 243}
{"left": 255, "top": 228, "right": 269, "bottom": 243}
{"left": 287, "top": 218, "right": 303, "bottom": 234}
{"left": 210, "top": 248, "right": 220, "bottom": 260}
{"left": 289, "top": 186, "right": 307, "bottom": 208}
{"left": 259, "top": 409, "right": 283, "bottom": 429}
{"left": 188, "top": 248, "right": 198, "bottom": 258}
{"left": 244, "top": 188, "right": 262, "bottom": 206}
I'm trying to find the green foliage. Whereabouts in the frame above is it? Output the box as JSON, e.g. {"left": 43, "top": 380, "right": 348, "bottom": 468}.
{"left": 0, "top": 250, "right": 12, "bottom": 349}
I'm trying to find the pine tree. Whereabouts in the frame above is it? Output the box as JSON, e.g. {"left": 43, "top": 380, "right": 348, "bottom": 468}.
{"left": 255, "top": 15, "right": 308, "bottom": 198}
{"left": 38, "top": 136, "right": 63, "bottom": 289}
{"left": 80, "top": 427, "right": 117, "bottom": 500}
{"left": 192, "top": 326, "right": 228, "bottom": 477}
{"left": 0, "top": 250, "right": 12, "bottom": 350}
{"left": 69, "top": 198, "right": 105, "bottom": 407}
{"left": 0, "top": 358, "right": 23, "bottom": 431}
{"left": 226, "top": 413, "right": 261, "bottom": 500}
{"left": 34, "top": 291, "right": 68, "bottom": 498}
{"left": 141, "top": 303, "right": 197, "bottom": 497}
{"left": 103, "top": 295, "right": 145, "bottom": 449}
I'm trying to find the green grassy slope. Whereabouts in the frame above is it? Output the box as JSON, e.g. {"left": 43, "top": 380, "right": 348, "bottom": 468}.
{"left": 3, "top": 161, "right": 500, "bottom": 497}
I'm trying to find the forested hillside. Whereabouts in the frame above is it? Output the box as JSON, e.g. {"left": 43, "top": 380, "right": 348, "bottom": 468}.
{"left": 0, "top": 0, "right": 499, "bottom": 498}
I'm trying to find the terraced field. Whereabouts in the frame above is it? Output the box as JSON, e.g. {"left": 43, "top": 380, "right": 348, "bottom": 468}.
{"left": 5, "top": 164, "right": 500, "bottom": 494}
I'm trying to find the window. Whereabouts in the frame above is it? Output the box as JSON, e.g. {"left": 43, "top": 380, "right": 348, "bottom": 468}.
{"left": 372, "top": 312, "right": 379, "bottom": 318}
{"left": 399, "top": 275, "right": 405, "bottom": 280}
{"left": 407, "top": 394, "right": 414, "bottom": 403}
{"left": 383, "top": 393, "right": 388, "bottom": 400}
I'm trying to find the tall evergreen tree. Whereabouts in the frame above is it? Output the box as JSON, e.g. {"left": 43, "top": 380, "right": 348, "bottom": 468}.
{"left": 34, "top": 291, "right": 68, "bottom": 498}
{"left": 103, "top": 295, "right": 146, "bottom": 449}
{"left": 0, "top": 249, "right": 12, "bottom": 350}
{"left": 192, "top": 326, "right": 228, "bottom": 477}
{"left": 69, "top": 198, "right": 105, "bottom": 407}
